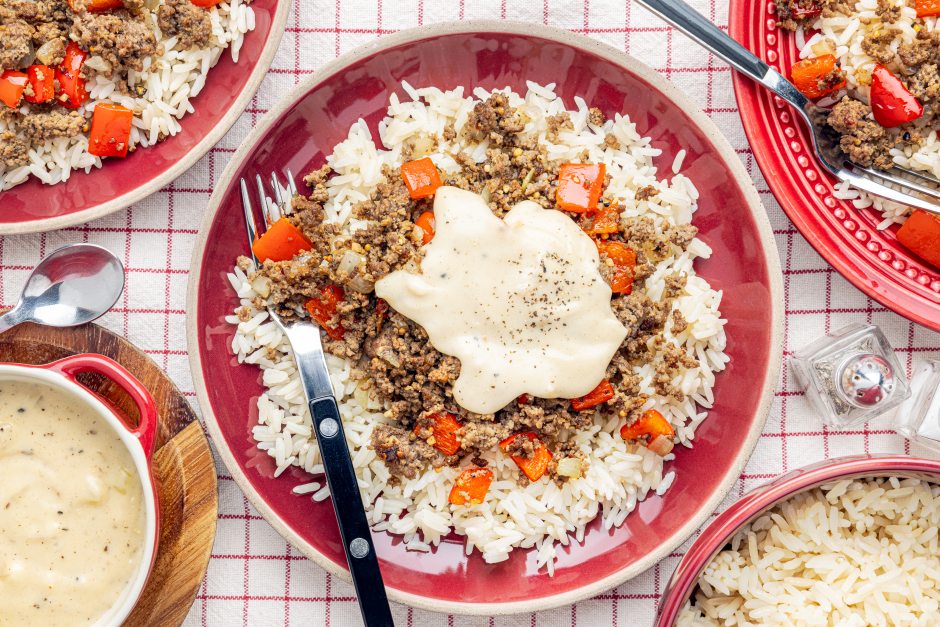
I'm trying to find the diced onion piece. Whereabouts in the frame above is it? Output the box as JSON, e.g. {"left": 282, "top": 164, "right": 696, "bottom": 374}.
{"left": 353, "top": 379, "right": 371, "bottom": 409}
{"left": 251, "top": 275, "right": 271, "bottom": 298}
{"left": 811, "top": 41, "right": 835, "bottom": 57}
{"left": 84, "top": 55, "right": 112, "bottom": 73}
{"left": 403, "top": 258, "right": 420, "bottom": 274}
{"left": 648, "top": 435, "right": 674, "bottom": 456}
{"left": 413, "top": 136, "right": 436, "bottom": 158}
{"left": 35, "top": 39, "right": 64, "bottom": 66}
{"left": 379, "top": 349, "right": 401, "bottom": 368}
{"left": 481, "top": 187, "right": 492, "bottom": 205}
{"left": 337, "top": 249, "right": 364, "bottom": 276}
{"left": 556, "top": 457, "right": 582, "bottom": 479}
{"left": 347, "top": 274, "right": 375, "bottom": 294}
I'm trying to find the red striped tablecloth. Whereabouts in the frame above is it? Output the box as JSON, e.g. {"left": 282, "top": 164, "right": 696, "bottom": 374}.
{"left": 3, "top": 1, "right": 939, "bottom": 624}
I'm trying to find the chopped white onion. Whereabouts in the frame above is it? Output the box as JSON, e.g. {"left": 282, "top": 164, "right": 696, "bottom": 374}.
{"left": 556, "top": 457, "right": 582, "bottom": 479}
{"left": 347, "top": 274, "right": 375, "bottom": 293}
{"left": 251, "top": 275, "right": 271, "bottom": 298}
{"left": 337, "top": 249, "right": 364, "bottom": 276}
{"left": 648, "top": 435, "right": 674, "bottom": 457}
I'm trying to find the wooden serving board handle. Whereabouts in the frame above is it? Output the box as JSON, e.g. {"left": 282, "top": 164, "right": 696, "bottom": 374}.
{"left": 0, "top": 320, "right": 218, "bottom": 627}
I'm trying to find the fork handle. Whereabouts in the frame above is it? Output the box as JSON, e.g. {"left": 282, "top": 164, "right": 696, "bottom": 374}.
{"left": 308, "top": 396, "right": 396, "bottom": 626}
{"left": 634, "top": 0, "right": 809, "bottom": 110}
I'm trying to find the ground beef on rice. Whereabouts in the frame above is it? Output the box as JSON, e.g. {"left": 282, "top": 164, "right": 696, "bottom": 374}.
{"left": 155, "top": 0, "right": 211, "bottom": 49}
{"left": 250, "top": 94, "right": 702, "bottom": 483}
{"left": 0, "top": 129, "right": 27, "bottom": 166}
{"left": 0, "top": 0, "right": 213, "bottom": 160}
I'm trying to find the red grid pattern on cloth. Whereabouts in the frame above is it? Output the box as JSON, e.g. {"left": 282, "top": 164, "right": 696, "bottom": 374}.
{"left": 2, "top": 0, "right": 939, "bottom": 624}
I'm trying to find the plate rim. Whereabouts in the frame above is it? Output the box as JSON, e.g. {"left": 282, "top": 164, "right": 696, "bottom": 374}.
{"left": 727, "top": 3, "right": 940, "bottom": 333}
{"left": 186, "top": 19, "right": 785, "bottom": 615}
{"left": 0, "top": 0, "right": 291, "bottom": 236}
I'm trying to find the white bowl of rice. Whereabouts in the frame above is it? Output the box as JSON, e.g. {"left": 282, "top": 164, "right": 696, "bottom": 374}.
{"left": 659, "top": 455, "right": 940, "bottom": 627}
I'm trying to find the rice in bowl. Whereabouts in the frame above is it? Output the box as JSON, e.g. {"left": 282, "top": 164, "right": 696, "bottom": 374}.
{"left": 679, "top": 476, "right": 940, "bottom": 626}
{"left": 224, "top": 81, "right": 729, "bottom": 575}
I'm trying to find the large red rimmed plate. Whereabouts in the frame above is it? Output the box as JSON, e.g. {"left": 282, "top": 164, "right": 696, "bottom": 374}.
{"left": 187, "top": 21, "right": 784, "bottom": 614}
{"left": 0, "top": 0, "right": 289, "bottom": 235}
{"left": 730, "top": 2, "right": 940, "bottom": 332}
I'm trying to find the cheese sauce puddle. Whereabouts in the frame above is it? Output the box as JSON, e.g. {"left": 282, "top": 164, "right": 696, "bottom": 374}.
{"left": 376, "top": 186, "right": 628, "bottom": 414}
{"left": 0, "top": 380, "right": 146, "bottom": 627}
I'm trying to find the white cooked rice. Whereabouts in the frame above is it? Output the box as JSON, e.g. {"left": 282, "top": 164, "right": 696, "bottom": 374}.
{"left": 226, "top": 82, "right": 729, "bottom": 575}
{"left": 798, "top": 0, "right": 940, "bottom": 227}
{"left": 679, "top": 477, "right": 940, "bottom": 626}
{"left": 0, "top": 0, "right": 256, "bottom": 190}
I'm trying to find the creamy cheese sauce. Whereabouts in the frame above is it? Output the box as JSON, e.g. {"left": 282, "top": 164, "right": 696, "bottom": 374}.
{"left": 0, "top": 380, "right": 146, "bottom": 627}
{"left": 376, "top": 186, "right": 628, "bottom": 414}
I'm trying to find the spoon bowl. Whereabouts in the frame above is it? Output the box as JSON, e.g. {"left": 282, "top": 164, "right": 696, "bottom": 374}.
{"left": 0, "top": 244, "right": 125, "bottom": 333}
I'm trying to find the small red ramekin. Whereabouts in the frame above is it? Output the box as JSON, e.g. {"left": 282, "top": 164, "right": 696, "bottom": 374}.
{"left": 0, "top": 354, "right": 161, "bottom": 627}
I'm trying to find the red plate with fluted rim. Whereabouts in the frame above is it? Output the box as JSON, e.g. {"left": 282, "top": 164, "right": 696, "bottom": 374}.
{"left": 0, "top": 0, "right": 289, "bottom": 235}
{"left": 730, "top": 2, "right": 940, "bottom": 332}
{"left": 187, "top": 21, "right": 784, "bottom": 614}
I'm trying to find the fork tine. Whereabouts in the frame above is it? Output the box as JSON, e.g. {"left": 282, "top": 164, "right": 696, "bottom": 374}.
{"left": 255, "top": 174, "right": 274, "bottom": 227}
{"left": 893, "top": 165, "right": 940, "bottom": 186}
{"left": 287, "top": 168, "right": 298, "bottom": 197}
{"left": 852, "top": 164, "right": 940, "bottom": 204}
{"left": 240, "top": 178, "right": 260, "bottom": 267}
{"left": 271, "top": 172, "right": 286, "bottom": 218}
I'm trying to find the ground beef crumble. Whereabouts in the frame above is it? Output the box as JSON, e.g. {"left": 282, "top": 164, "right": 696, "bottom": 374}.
{"left": 828, "top": 96, "right": 898, "bottom": 170}
{"left": 156, "top": 0, "right": 211, "bottom": 49}
{"left": 252, "top": 94, "right": 702, "bottom": 483}
{"left": 0, "top": 129, "right": 27, "bottom": 166}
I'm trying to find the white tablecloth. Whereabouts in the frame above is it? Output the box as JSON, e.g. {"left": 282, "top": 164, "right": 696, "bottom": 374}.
{"left": 3, "top": 0, "right": 939, "bottom": 624}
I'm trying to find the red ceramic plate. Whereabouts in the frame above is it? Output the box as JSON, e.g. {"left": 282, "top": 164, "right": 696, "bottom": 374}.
{"left": 0, "top": 0, "right": 289, "bottom": 235}
{"left": 730, "top": 2, "right": 940, "bottom": 332}
{"left": 187, "top": 21, "right": 784, "bottom": 614}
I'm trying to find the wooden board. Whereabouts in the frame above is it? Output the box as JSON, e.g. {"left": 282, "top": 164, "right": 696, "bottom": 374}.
{"left": 0, "top": 321, "right": 218, "bottom": 627}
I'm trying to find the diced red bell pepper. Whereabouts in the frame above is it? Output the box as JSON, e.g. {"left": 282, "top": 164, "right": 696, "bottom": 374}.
{"left": 556, "top": 164, "right": 606, "bottom": 212}
{"left": 620, "top": 409, "right": 675, "bottom": 443}
{"left": 88, "top": 103, "right": 133, "bottom": 157}
{"left": 55, "top": 42, "right": 88, "bottom": 109}
{"left": 499, "top": 433, "right": 553, "bottom": 482}
{"left": 897, "top": 209, "right": 940, "bottom": 269}
{"left": 413, "top": 412, "right": 462, "bottom": 456}
{"left": 67, "top": 0, "right": 123, "bottom": 11}
{"left": 917, "top": 0, "right": 940, "bottom": 17}
{"left": 376, "top": 298, "right": 388, "bottom": 319}
{"left": 448, "top": 468, "right": 493, "bottom": 506}
{"left": 571, "top": 380, "right": 615, "bottom": 411}
{"left": 595, "top": 240, "right": 637, "bottom": 294}
{"left": 517, "top": 394, "right": 528, "bottom": 405}
{"left": 579, "top": 205, "right": 620, "bottom": 236}
{"left": 870, "top": 64, "right": 923, "bottom": 128}
{"left": 0, "top": 70, "right": 28, "bottom": 109}
{"left": 24, "top": 65, "right": 54, "bottom": 104}
{"left": 790, "top": 55, "right": 846, "bottom": 99}
{"left": 251, "top": 217, "right": 314, "bottom": 263}
{"left": 401, "top": 157, "right": 442, "bottom": 199}
{"left": 190, "top": 0, "right": 224, "bottom": 7}
{"left": 415, "top": 211, "right": 436, "bottom": 244}
{"left": 304, "top": 285, "right": 347, "bottom": 341}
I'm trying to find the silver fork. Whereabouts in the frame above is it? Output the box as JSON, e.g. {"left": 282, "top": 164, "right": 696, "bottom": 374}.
{"left": 240, "top": 172, "right": 395, "bottom": 627}
{"left": 635, "top": 0, "right": 940, "bottom": 216}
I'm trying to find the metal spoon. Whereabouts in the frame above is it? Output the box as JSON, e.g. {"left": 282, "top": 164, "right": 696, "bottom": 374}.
{"left": 0, "top": 244, "right": 125, "bottom": 335}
